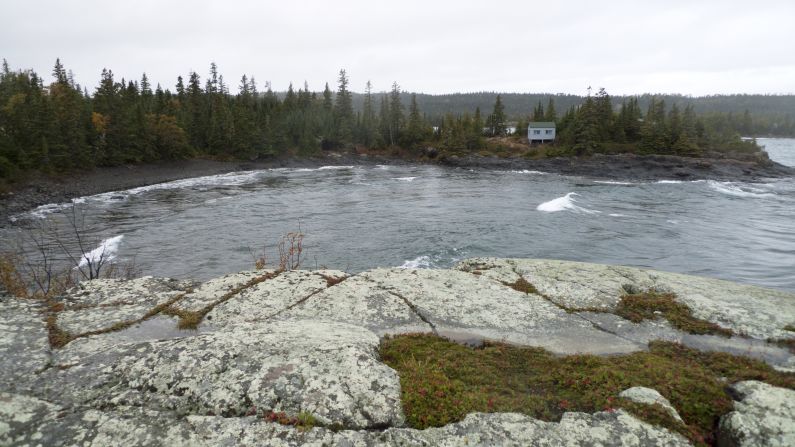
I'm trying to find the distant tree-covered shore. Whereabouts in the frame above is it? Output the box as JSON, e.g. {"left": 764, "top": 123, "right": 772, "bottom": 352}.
{"left": 0, "top": 59, "right": 784, "bottom": 182}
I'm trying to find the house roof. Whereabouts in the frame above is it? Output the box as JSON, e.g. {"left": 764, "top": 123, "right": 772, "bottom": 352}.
{"left": 528, "top": 122, "right": 555, "bottom": 128}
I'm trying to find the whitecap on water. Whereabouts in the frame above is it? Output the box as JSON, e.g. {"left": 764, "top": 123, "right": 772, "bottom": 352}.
{"left": 23, "top": 197, "right": 89, "bottom": 220}
{"left": 536, "top": 192, "right": 600, "bottom": 214}
{"left": 398, "top": 255, "right": 433, "bottom": 269}
{"left": 317, "top": 165, "right": 355, "bottom": 170}
{"left": 398, "top": 248, "right": 466, "bottom": 269}
{"left": 594, "top": 180, "right": 634, "bottom": 185}
{"left": 78, "top": 235, "right": 124, "bottom": 268}
{"left": 392, "top": 177, "right": 417, "bottom": 182}
{"left": 21, "top": 171, "right": 267, "bottom": 219}
{"left": 508, "top": 170, "right": 547, "bottom": 175}
{"left": 706, "top": 180, "right": 776, "bottom": 198}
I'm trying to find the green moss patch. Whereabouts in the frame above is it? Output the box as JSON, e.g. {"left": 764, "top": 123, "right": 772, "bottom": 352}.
{"left": 615, "top": 291, "right": 733, "bottom": 336}
{"left": 380, "top": 334, "right": 795, "bottom": 446}
{"left": 502, "top": 277, "right": 539, "bottom": 295}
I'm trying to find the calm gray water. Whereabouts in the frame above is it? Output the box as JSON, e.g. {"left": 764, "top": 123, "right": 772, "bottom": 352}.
{"left": 7, "top": 138, "right": 795, "bottom": 291}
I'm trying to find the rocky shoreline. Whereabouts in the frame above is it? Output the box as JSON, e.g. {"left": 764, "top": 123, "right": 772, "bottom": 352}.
{"left": 2, "top": 258, "right": 794, "bottom": 446}
{"left": 439, "top": 152, "right": 795, "bottom": 182}
{"left": 2, "top": 152, "right": 792, "bottom": 225}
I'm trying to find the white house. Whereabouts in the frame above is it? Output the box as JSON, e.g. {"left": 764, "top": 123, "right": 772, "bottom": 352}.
{"left": 527, "top": 122, "right": 555, "bottom": 143}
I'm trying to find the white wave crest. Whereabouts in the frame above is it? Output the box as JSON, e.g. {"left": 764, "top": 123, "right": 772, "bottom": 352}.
{"left": 78, "top": 235, "right": 124, "bottom": 268}
{"left": 111, "top": 171, "right": 263, "bottom": 198}
{"left": 26, "top": 197, "right": 89, "bottom": 219}
{"left": 656, "top": 180, "right": 683, "bottom": 184}
{"left": 284, "top": 165, "right": 356, "bottom": 173}
{"left": 398, "top": 255, "right": 432, "bottom": 269}
{"left": 23, "top": 170, "right": 267, "bottom": 219}
{"left": 707, "top": 181, "right": 776, "bottom": 198}
{"left": 509, "top": 170, "right": 547, "bottom": 175}
{"left": 594, "top": 180, "right": 634, "bottom": 185}
{"left": 536, "top": 193, "right": 600, "bottom": 214}
{"left": 317, "top": 165, "right": 355, "bottom": 170}
{"left": 609, "top": 213, "right": 627, "bottom": 217}
{"left": 392, "top": 177, "right": 417, "bottom": 182}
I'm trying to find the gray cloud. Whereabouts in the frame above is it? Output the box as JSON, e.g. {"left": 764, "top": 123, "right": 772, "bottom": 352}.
{"left": 2, "top": 0, "right": 793, "bottom": 95}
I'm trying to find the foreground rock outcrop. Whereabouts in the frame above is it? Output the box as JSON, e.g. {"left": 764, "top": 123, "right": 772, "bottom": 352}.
{"left": 2, "top": 258, "right": 794, "bottom": 446}
{"left": 718, "top": 381, "right": 795, "bottom": 447}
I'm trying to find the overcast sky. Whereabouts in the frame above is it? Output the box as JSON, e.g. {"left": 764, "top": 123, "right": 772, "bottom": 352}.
{"left": 2, "top": 0, "right": 794, "bottom": 96}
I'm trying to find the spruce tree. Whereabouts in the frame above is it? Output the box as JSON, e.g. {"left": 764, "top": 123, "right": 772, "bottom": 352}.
{"left": 334, "top": 69, "right": 354, "bottom": 145}
{"left": 488, "top": 94, "right": 507, "bottom": 136}
{"left": 532, "top": 101, "right": 544, "bottom": 122}
{"left": 545, "top": 97, "right": 557, "bottom": 122}
{"left": 572, "top": 95, "right": 600, "bottom": 155}
{"left": 639, "top": 98, "right": 669, "bottom": 154}
{"left": 403, "top": 93, "right": 430, "bottom": 147}
{"left": 360, "top": 80, "right": 379, "bottom": 147}
{"left": 52, "top": 58, "right": 67, "bottom": 85}
{"left": 387, "top": 82, "right": 404, "bottom": 146}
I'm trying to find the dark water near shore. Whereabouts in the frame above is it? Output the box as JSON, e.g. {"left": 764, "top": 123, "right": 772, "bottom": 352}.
{"left": 5, "top": 139, "right": 795, "bottom": 291}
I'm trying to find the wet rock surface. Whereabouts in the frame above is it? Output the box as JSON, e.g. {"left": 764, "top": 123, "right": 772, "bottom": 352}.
{"left": 2, "top": 258, "right": 795, "bottom": 446}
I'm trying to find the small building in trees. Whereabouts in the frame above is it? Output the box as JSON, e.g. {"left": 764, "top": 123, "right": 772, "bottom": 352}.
{"left": 528, "top": 122, "right": 556, "bottom": 143}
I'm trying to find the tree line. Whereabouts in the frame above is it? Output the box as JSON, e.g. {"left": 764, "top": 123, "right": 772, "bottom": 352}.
{"left": 0, "top": 59, "right": 775, "bottom": 181}
{"left": 0, "top": 59, "right": 436, "bottom": 180}
{"left": 548, "top": 88, "right": 759, "bottom": 157}
{"left": 382, "top": 92, "right": 795, "bottom": 137}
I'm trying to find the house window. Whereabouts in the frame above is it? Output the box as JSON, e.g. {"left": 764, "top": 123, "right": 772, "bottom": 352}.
{"left": 545, "top": 129, "right": 553, "bottom": 135}
{"left": 533, "top": 130, "right": 541, "bottom": 135}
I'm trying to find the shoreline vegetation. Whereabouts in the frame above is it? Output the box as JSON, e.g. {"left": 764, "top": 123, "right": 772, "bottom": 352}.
{"left": 2, "top": 59, "right": 794, "bottom": 221}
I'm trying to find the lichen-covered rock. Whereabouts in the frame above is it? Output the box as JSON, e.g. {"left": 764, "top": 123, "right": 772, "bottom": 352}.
{"left": 1, "top": 405, "right": 690, "bottom": 447}
{"left": 280, "top": 269, "right": 433, "bottom": 335}
{"left": 0, "top": 393, "right": 61, "bottom": 446}
{"left": 456, "top": 257, "right": 659, "bottom": 310}
{"left": 179, "top": 410, "right": 691, "bottom": 446}
{"left": 718, "top": 381, "right": 795, "bottom": 447}
{"left": 53, "top": 316, "right": 211, "bottom": 365}
{"left": 169, "top": 270, "right": 267, "bottom": 312}
{"left": 35, "top": 319, "right": 404, "bottom": 430}
{"left": 5, "top": 259, "right": 795, "bottom": 446}
{"left": 292, "top": 268, "right": 642, "bottom": 355}
{"left": 0, "top": 296, "right": 50, "bottom": 393}
{"left": 384, "top": 411, "right": 690, "bottom": 446}
{"left": 457, "top": 258, "right": 795, "bottom": 340}
{"left": 619, "top": 387, "right": 683, "bottom": 423}
{"left": 61, "top": 276, "right": 192, "bottom": 308}
{"left": 202, "top": 270, "right": 346, "bottom": 328}
{"left": 56, "top": 276, "right": 190, "bottom": 334}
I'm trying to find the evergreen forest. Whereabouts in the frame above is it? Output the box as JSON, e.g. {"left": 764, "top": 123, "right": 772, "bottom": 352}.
{"left": 0, "top": 59, "right": 785, "bottom": 181}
